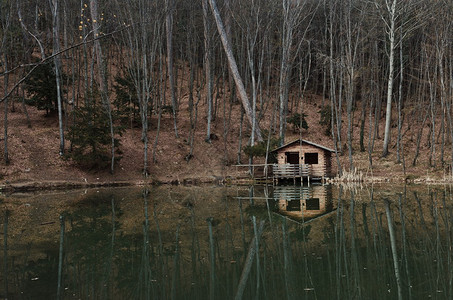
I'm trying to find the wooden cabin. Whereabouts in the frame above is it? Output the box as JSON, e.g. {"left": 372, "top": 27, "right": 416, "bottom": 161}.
{"left": 271, "top": 139, "right": 334, "bottom": 182}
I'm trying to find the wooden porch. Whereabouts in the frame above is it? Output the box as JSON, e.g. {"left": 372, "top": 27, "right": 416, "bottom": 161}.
{"left": 233, "top": 163, "right": 326, "bottom": 185}
{"left": 272, "top": 164, "right": 314, "bottom": 184}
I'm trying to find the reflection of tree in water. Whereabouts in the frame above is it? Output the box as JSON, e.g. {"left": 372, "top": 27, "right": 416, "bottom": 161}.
{"left": 61, "top": 189, "right": 192, "bottom": 299}
{"left": 2, "top": 207, "right": 62, "bottom": 299}
{"left": 4, "top": 186, "right": 453, "bottom": 299}
{"left": 63, "top": 191, "right": 170, "bottom": 299}
{"left": 63, "top": 192, "right": 123, "bottom": 299}
{"left": 290, "top": 225, "right": 312, "bottom": 242}
{"left": 15, "top": 245, "right": 59, "bottom": 298}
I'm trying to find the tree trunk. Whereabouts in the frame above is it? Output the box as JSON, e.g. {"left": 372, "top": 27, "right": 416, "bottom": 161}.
{"left": 237, "top": 108, "right": 244, "bottom": 163}
{"left": 165, "top": 0, "right": 179, "bottom": 138}
{"left": 437, "top": 38, "right": 446, "bottom": 167}
{"left": 359, "top": 96, "right": 367, "bottom": 152}
{"left": 49, "top": 0, "right": 65, "bottom": 156}
{"left": 1, "top": 2, "right": 11, "bottom": 164}
{"left": 412, "top": 110, "right": 428, "bottom": 166}
{"left": 208, "top": 0, "right": 263, "bottom": 142}
{"left": 187, "top": 46, "right": 196, "bottom": 160}
{"left": 329, "top": 0, "right": 342, "bottom": 175}
{"left": 89, "top": 0, "right": 115, "bottom": 173}
{"left": 428, "top": 65, "right": 436, "bottom": 168}
{"left": 344, "top": 0, "right": 362, "bottom": 171}
{"left": 278, "top": 0, "right": 296, "bottom": 146}
{"left": 367, "top": 81, "right": 375, "bottom": 171}
{"left": 446, "top": 50, "right": 453, "bottom": 177}
{"left": 396, "top": 27, "right": 403, "bottom": 163}
{"left": 202, "top": 0, "right": 213, "bottom": 143}
{"left": 382, "top": 0, "right": 397, "bottom": 157}
{"left": 3, "top": 54, "right": 9, "bottom": 164}
{"left": 153, "top": 45, "right": 165, "bottom": 163}
{"left": 222, "top": 67, "right": 233, "bottom": 166}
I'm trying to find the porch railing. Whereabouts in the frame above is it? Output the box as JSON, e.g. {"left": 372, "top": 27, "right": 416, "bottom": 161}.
{"left": 272, "top": 164, "right": 311, "bottom": 179}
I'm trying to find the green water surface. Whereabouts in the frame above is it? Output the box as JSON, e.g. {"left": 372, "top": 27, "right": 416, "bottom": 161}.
{"left": 0, "top": 184, "right": 451, "bottom": 299}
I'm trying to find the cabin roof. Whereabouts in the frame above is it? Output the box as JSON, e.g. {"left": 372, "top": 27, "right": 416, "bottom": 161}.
{"left": 271, "top": 139, "right": 335, "bottom": 153}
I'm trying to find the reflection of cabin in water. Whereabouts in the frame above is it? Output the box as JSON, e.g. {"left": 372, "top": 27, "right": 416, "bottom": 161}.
{"left": 271, "top": 139, "right": 334, "bottom": 183}
{"left": 273, "top": 185, "right": 333, "bottom": 221}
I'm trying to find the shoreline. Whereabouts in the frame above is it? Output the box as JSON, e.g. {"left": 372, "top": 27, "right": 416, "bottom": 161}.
{"left": 0, "top": 175, "right": 229, "bottom": 193}
{"left": 2, "top": 174, "right": 453, "bottom": 194}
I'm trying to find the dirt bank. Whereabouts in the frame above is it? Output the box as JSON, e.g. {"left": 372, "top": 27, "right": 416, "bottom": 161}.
{"left": 1, "top": 95, "right": 452, "bottom": 193}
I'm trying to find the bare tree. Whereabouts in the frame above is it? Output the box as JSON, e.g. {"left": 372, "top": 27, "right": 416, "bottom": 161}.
{"left": 1, "top": 0, "right": 12, "bottom": 164}
{"left": 278, "top": 0, "right": 305, "bottom": 145}
{"left": 426, "top": 47, "right": 437, "bottom": 168}
{"left": 49, "top": 0, "right": 65, "bottom": 156}
{"left": 17, "top": 0, "right": 46, "bottom": 60}
{"left": 165, "top": 0, "right": 179, "bottom": 138}
{"left": 395, "top": 24, "right": 404, "bottom": 164}
{"left": 434, "top": 4, "right": 453, "bottom": 175}
{"left": 89, "top": 0, "right": 116, "bottom": 173}
{"left": 375, "top": 0, "right": 423, "bottom": 157}
{"left": 118, "top": 0, "right": 162, "bottom": 176}
{"left": 343, "top": 0, "right": 366, "bottom": 171}
{"left": 375, "top": 0, "right": 397, "bottom": 157}
{"left": 433, "top": 5, "right": 452, "bottom": 169}
{"left": 202, "top": 0, "right": 214, "bottom": 143}
{"left": 241, "top": 0, "right": 272, "bottom": 166}
{"left": 328, "top": 0, "right": 342, "bottom": 174}
{"left": 445, "top": 45, "right": 453, "bottom": 176}
{"left": 208, "top": 0, "right": 263, "bottom": 142}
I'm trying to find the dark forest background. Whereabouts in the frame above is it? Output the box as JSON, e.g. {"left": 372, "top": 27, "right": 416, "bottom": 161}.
{"left": 1, "top": 0, "right": 452, "bottom": 179}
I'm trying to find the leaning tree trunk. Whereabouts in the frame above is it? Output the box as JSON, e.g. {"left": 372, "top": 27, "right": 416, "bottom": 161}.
{"left": 208, "top": 0, "right": 263, "bottom": 142}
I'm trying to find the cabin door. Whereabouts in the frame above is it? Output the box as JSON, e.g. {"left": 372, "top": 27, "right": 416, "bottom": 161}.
{"left": 285, "top": 152, "right": 299, "bottom": 164}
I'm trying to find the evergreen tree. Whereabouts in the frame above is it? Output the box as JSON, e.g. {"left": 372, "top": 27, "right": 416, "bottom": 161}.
{"left": 319, "top": 105, "right": 332, "bottom": 136}
{"left": 24, "top": 62, "right": 66, "bottom": 115}
{"left": 113, "top": 73, "right": 140, "bottom": 126}
{"left": 287, "top": 113, "right": 309, "bottom": 133}
{"left": 68, "top": 91, "right": 124, "bottom": 169}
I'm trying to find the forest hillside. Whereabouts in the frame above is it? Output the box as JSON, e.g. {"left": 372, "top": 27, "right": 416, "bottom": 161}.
{"left": 1, "top": 0, "right": 453, "bottom": 187}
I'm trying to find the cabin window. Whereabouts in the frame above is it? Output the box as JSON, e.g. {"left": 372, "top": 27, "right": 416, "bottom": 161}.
{"left": 285, "top": 152, "right": 300, "bottom": 164}
{"left": 305, "top": 153, "right": 318, "bottom": 164}
{"left": 306, "top": 198, "right": 320, "bottom": 210}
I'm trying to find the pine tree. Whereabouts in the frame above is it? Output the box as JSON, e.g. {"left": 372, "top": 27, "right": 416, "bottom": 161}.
{"left": 24, "top": 62, "right": 66, "bottom": 115}
{"left": 68, "top": 91, "right": 124, "bottom": 169}
{"left": 113, "top": 73, "right": 140, "bottom": 126}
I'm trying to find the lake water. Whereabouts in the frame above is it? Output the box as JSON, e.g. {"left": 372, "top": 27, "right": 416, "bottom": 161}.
{"left": 0, "top": 184, "right": 452, "bottom": 299}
